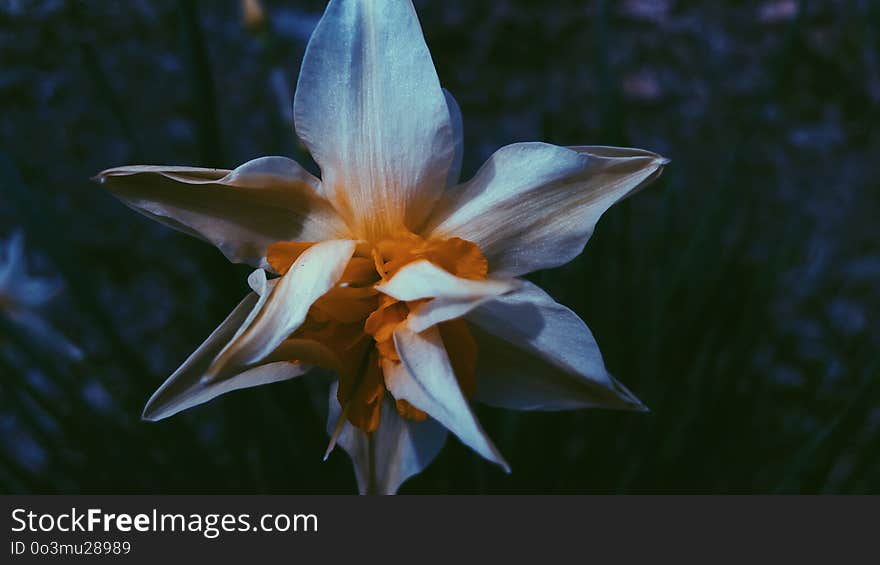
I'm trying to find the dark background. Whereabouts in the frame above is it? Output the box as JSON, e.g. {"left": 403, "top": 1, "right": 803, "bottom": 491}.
{"left": 0, "top": 0, "right": 877, "bottom": 493}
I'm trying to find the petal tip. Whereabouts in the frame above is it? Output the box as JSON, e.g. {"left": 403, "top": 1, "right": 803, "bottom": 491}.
{"left": 625, "top": 391, "right": 650, "bottom": 413}
{"left": 141, "top": 393, "right": 173, "bottom": 422}
{"left": 140, "top": 406, "right": 161, "bottom": 422}
{"left": 488, "top": 447, "right": 512, "bottom": 474}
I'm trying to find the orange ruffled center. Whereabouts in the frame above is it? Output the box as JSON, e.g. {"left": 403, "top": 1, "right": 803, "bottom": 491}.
{"left": 266, "top": 233, "right": 487, "bottom": 433}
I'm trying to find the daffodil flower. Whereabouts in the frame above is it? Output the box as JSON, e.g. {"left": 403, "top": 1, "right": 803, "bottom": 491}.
{"left": 96, "top": 0, "right": 667, "bottom": 494}
{"left": 0, "top": 231, "right": 83, "bottom": 361}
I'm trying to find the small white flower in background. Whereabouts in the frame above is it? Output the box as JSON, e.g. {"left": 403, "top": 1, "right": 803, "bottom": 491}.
{"left": 96, "top": 0, "right": 667, "bottom": 494}
{"left": 0, "top": 231, "right": 83, "bottom": 361}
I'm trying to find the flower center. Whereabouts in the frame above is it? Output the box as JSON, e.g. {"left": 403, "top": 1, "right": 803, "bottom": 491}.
{"left": 266, "top": 233, "right": 488, "bottom": 432}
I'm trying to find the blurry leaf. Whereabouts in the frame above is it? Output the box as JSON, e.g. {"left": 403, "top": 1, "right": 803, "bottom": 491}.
{"left": 776, "top": 356, "right": 880, "bottom": 493}
{"left": 177, "top": 0, "right": 225, "bottom": 167}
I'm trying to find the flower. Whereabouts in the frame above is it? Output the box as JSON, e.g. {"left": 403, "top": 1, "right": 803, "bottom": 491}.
{"left": 95, "top": 0, "right": 667, "bottom": 494}
{"left": 0, "top": 231, "right": 83, "bottom": 361}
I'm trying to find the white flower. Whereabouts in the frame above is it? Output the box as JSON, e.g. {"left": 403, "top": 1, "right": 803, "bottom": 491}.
{"left": 0, "top": 231, "right": 83, "bottom": 361}
{"left": 96, "top": 0, "right": 667, "bottom": 494}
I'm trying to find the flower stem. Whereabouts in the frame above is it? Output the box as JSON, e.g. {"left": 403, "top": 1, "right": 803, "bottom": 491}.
{"left": 366, "top": 431, "right": 378, "bottom": 496}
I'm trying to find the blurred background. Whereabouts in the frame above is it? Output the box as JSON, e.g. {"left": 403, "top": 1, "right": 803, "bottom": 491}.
{"left": 0, "top": 0, "right": 877, "bottom": 494}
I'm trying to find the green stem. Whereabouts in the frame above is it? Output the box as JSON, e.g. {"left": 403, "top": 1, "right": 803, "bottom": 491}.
{"left": 366, "top": 432, "right": 378, "bottom": 496}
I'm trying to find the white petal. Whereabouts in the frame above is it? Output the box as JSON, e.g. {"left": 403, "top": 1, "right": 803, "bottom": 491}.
{"left": 567, "top": 144, "right": 669, "bottom": 162}
{"left": 142, "top": 293, "right": 308, "bottom": 421}
{"left": 388, "top": 324, "right": 509, "bottom": 471}
{"left": 377, "top": 260, "right": 514, "bottom": 302}
{"left": 425, "top": 143, "right": 667, "bottom": 276}
{"left": 327, "top": 381, "right": 448, "bottom": 495}
{"left": 294, "top": 0, "right": 454, "bottom": 238}
{"left": 376, "top": 260, "right": 518, "bottom": 332}
{"left": 205, "top": 240, "right": 356, "bottom": 380}
{"left": 444, "top": 89, "right": 464, "bottom": 188}
{"left": 228, "top": 269, "right": 272, "bottom": 346}
{"left": 146, "top": 363, "right": 306, "bottom": 422}
{"left": 466, "top": 281, "right": 646, "bottom": 411}
{"left": 96, "top": 156, "right": 349, "bottom": 267}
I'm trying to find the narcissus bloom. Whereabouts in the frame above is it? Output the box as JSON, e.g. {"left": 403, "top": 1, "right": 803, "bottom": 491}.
{"left": 0, "top": 231, "right": 82, "bottom": 360}
{"left": 96, "top": 0, "right": 667, "bottom": 494}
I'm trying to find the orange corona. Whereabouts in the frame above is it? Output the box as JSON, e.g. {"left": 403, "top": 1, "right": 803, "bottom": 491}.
{"left": 266, "top": 233, "right": 487, "bottom": 432}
